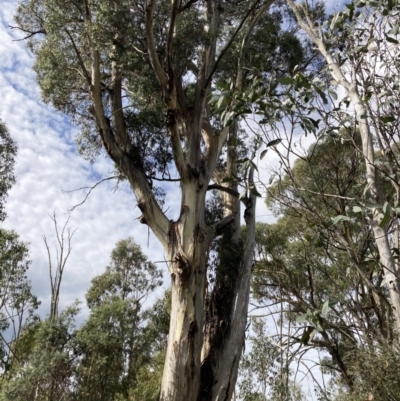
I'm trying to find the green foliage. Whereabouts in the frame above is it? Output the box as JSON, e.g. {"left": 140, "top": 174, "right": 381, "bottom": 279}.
{"left": 143, "top": 290, "right": 171, "bottom": 353}
{"left": 266, "top": 133, "right": 364, "bottom": 219}
{"left": 216, "top": 9, "right": 307, "bottom": 84}
{"left": 14, "top": 0, "right": 400, "bottom": 399}
{"left": 129, "top": 351, "right": 165, "bottom": 401}
{"left": 333, "top": 342, "right": 400, "bottom": 401}
{"left": 238, "top": 318, "right": 306, "bottom": 401}
{"left": 0, "top": 304, "right": 79, "bottom": 401}
{"left": 86, "top": 237, "right": 162, "bottom": 308}
{"left": 0, "top": 228, "right": 39, "bottom": 375}
{"left": 14, "top": 0, "right": 175, "bottom": 181}
{"left": 252, "top": 135, "right": 399, "bottom": 395}
{"left": 74, "top": 237, "right": 163, "bottom": 401}
{"left": 1, "top": 238, "right": 167, "bottom": 401}
{"left": 13, "top": 0, "right": 313, "bottom": 184}
{"left": 0, "top": 119, "right": 39, "bottom": 378}
{"left": 0, "top": 120, "right": 17, "bottom": 222}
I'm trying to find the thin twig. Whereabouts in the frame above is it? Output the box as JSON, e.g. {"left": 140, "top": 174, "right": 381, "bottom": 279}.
{"left": 63, "top": 176, "right": 119, "bottom": 212}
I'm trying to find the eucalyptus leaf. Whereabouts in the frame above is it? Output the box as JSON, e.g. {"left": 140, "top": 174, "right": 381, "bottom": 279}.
{"left": 266, "top": 138, "right": 282, "bottom": 148}
{"left": 331, "top": 215, "right": 351, "bottom": 225}
{"left": 296, "top": 314, "right": 309, "bottom": 323}
{"left": 278, "top": 77, "right": 294, "bottom": 85}
{"left": 321, "top": 300, "right": 330, "bottom": 317}
{"left": 260, "top": 149, "right": 268, "bottom": 160}
{"left": 379, "top": 202, "right": 391, "bottom": 227}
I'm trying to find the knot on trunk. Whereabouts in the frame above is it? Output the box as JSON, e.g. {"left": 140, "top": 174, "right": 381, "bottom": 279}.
{"left": 164, "top": 107, "right": 177, "bottom": 127}
{"left": 188, "top": 320, "right": 198, "bottom": 345}
{"left": 174, "top": 252, "right": 192, "bottom": 280}
{"left": 187, "top": 164, "right": 200, "bottom": 179}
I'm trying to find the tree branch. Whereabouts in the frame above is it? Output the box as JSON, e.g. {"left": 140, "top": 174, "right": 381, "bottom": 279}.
{"left": 207, "top": 183, "right": 239, "bottom": 198}
{"left": 203, "top": 0, "right": 264, "bottom": 91}
{"left": 211, "top": 212, "right": 237, "bottom": 233}
{"left": 285, "top": 0, "right": 351, "bottom": 90}
{"left": 9, "top": 25, "right": 46, "bottom": 41}
{"left": 236, "top": 0, "right": 275, "bottom": 87}
{"left": 64, "top": 27, "right": 91, "bottom": 85}
{"left": 178, "top": 0, "right": 200, "bottom": 13}
{"left": 167, "top": 0, "right": 180, "bottom": 82}
{"left": 148, "top": 175, "right": 181, "bottom": 182}
{"left": 63, "top": 176, "right": 119, "bottom": 212}
{"left": 146, "top": 0, "right": 168, "bottom": 88}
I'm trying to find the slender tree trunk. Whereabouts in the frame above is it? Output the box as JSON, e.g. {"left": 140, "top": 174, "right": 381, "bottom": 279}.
{"left": 285, "top": 0, "right": 400, "bottom": 331}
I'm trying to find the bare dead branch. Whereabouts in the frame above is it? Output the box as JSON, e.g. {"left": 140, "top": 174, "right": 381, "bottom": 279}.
{"left": 148, "top": 175, "right": 181, "bottom": 182}
{"left": 44, "top": 213, "right": 76, "bottom": 320}
{"left": 63, "top": 175, "right": 119, "bottom": 212}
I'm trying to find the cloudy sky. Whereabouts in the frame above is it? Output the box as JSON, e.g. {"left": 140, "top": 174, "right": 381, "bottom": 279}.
{"left": 0, "top": 0, "right": 285, "bottom": 321}
{"left": 0, "top": 0, "right": 169, "bottom": 318}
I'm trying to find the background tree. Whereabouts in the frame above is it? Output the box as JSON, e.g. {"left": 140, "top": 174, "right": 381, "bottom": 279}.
{"left": 0, "top": 304, "right": 79, "bottom": 401}
{"left": 0, "top": 119, "right": 39, "bottom": 382}
{"left": 43, "top": 213, "right": 75, "bottom": 321}
{"left": 1, "top": 238, "right": 167, "bottom": 401}
{"left": 238, "top": 318, "right": 306, "bottom": 401}
{"left": 129, "top": 290, "right": 171, "bottom": 401}
{"left": 0, "top": 119, "right": 17, "bottom": 223}
{"left": 74, "top": 237, "right": 163, "bottom": 401}
{"left": 246, "top": 134, "right": 400, "bottom": 400}
{"left": 284, "top": 0, "right": 400, "bottom": 329}
{"left": 0, "top": 229, "right": 39, "bottom": 381}
{"left": 220, "top": 2, "right": 400, "bottom": 396}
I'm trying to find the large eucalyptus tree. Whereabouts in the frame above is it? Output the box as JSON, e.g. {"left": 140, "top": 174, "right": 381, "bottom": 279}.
{"left": 12, "top": 1, "right": 303, "bottom": 399}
